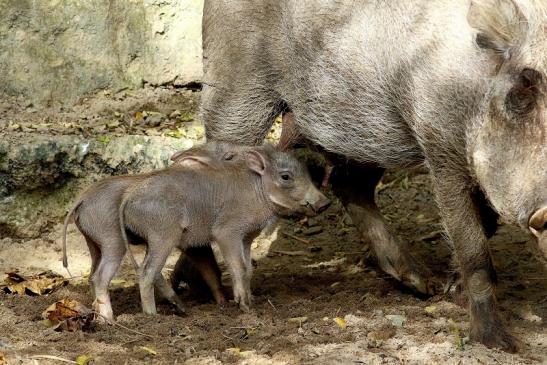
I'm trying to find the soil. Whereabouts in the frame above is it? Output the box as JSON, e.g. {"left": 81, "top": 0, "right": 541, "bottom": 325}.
{"left": 1, "top": 170, "right": 546, "bottom": 365}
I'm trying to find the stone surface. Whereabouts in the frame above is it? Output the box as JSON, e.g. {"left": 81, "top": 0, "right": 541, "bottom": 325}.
{"left": 0, "top": 0, "right": 203, "bottom": 107}
{"left": 0, "top": 133, "right": 195, "bottom": 237}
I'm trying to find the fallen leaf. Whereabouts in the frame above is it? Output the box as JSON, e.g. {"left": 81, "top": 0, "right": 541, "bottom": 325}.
{"left": 0, "top": 352, "right": 5, "bottom": 365}
{"left": 4, "top": 272, "right": 25, "bottom": 284}
{"left": 122, "top": 280, "right": 136, "bottom": 288}
{"left": 226, "top": 347, "right": 241, "bottom": 354}
{"left": 107, "top": 120, "right": 120, "bottom": 129}
{"left": 3, "top": 272, "right": 67, "bottom": 296}
{"left": 145, "top": 128, "right": 161, "bottom": 136}
{"left": 424, "top": 305, "right": 437, "bottom": 315}
{"left": 165, "top": 128, "right": 186, "bottom": 139}
{"left": 42, "top": 299, "right": 93, "bottom": 332}
{"left": 110, "top": 279, "right": 126, "bottom": 285}
{"left": 140, "top": 346, "right": 157, "bottom": 356}
{"left": 135, "top": 111, "right": 144, "bottom": 121}
{"left": 447, "top": 318, "right": 465, "bottom": 350}
{"left": 96, "top": 135, "right": 111, "bottom": 145}
{"left": 76, "top": 355, "right": 91, "bottom": 365}
{"left": 7, "top": 123, "right": 21, "bottom": 131}
{"left": 239, "top": 350, "right": 256, "bottom": 358}
{"left": 333, "top": 317, "right": 347, "bottom": 329}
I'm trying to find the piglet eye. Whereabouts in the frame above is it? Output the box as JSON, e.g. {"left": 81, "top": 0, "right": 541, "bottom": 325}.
{"left": 280, "top": 173, "right": 291, "bottom": 181}
{"left": 223, "top": 152, "right": 235, "bottom": 161}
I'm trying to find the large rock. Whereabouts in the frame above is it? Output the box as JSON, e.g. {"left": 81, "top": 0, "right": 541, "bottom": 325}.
{"left": 0, "top": 0, "right": 203, "bottom": 107}
{"left": 0, "top": 134, "right": 195, "bottom": 238}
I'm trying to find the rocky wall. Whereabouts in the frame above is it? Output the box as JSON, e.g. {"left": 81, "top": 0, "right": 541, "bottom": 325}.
{"left": 0, "top": 0, "right": 203, "bottom": 107}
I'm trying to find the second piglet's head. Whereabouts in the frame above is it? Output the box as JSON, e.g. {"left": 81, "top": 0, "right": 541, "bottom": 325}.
{"left": 245, "top": 147, "right": 330, "bottom": 217}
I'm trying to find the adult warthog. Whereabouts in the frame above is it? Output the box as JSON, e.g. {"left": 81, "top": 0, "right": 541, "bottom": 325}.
{"left": 201, "top": 0, "right": 547, "bottom": 351}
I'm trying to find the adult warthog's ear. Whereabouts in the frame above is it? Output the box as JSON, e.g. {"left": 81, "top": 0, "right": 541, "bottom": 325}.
{"left": 468, "top": 0, "right": 528, "bottom": 60}
{"left": 507, "top": 68, "right": 543, "bottom": 114}
{"left": 244, "top": 150, "right": 267, "bottom": 175}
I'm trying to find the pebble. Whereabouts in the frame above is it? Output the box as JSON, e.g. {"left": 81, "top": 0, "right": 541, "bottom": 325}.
{"left": 385, "top": 314, "right": 406, "bottom": 327}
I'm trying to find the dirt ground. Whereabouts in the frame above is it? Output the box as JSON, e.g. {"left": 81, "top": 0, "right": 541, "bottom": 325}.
{"left": 1, "top": 169, "right": 546, "bottom": 365}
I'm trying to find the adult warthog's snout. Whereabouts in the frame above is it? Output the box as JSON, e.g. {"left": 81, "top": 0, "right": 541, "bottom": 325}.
{"left": 529, "top": 206, "right": 547, "bottom": 259}
{"left": 301, "top": 186, "right": 330, "bottom": 214}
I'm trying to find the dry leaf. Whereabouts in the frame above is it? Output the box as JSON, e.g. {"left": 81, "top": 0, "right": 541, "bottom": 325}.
{"left": 3, "top": 272, "right": 67, "bottom": 296}
{"left": 0, "top": 352, "right": 5, "bottom": 365}
{"left": 106, "top": 120, "right": 120, "bottom": 129}
{"left": 42, "top": 299, "right": 93, "bottom": 332}
{"left": 333, "top": 317, "right": 347, "bottom": 329}
{"left": 145, "top": 128, "right": 161, "bottom": 136}
{"left": 76, "top": 355, "right": 91, "bottom": 365}
{"left": 447, "top": 318, "right": 465, "bottom": 350}
{"left": 140, "top": 346, "right": 157, "bottom": 356}
{"left": 135, "top": 111, "right": 144, "bottom": 121}
{"left": 4, "top": 272, "right": 25, "bottom": 284}
{"left": 226, "top": 348, "right": 241, "bottom": 354}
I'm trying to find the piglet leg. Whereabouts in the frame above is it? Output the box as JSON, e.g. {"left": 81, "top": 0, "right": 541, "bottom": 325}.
{"left": 215, "top": 234, "right": 252, "bottom": 311}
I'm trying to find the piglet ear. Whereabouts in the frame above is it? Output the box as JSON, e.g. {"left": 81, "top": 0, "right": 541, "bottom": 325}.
{"left": 244, "top": 150, "right": 267, "bottom": 175}
{"left": 170, "top": 150, "right": 185, "bottom": 161}
{"left": 175, "top": 156, "right": 212, "bottom": 168}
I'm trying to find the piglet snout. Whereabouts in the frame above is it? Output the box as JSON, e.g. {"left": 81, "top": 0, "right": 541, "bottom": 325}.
{"left": 301, "top": 186, "right": 330, "bottom": 214}
{"left": 529, "top": 206, "right": 547, "bottom": 259}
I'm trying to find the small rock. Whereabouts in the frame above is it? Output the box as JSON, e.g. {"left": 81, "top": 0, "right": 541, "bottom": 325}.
{"left": 385, "top": 314, "right": 406, "bottom": 327}
{"left": 373, "top": 309, "right": 384, "bottom": 317}
{"left": 367, "top": 325, "right": 396, "bottom": 341}
{"left": 145, "top": 112, "right": 165, "bottom": 127}
{"left": 288, "top": 316, "right": 308, "bottom": 325}
{"left": 367, "top": 339, "right": 383, "bottom": 348}
{"left": 303, "top": 226, "right": 323, "bottom": 236}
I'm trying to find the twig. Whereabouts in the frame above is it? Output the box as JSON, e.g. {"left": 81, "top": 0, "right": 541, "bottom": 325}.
{"left": 267, "top": 298, "right": 277, "bottom": 310}
{"left": 271, "top": 250, "right": 310, "bottom": 256}
{"left": 92, "top": 311, "right": 156, "bottom": 339}
{"left": 222, "top": 333, "right": 234, "bottom": 341}
{"left": 64, "top": 267, "right": 73, "bottom": 279}
{"left": 30, "top": 355, "right": 77, "bottom": 364}
{"left": 282, "top": 231, "right": 311, "bottom": 244}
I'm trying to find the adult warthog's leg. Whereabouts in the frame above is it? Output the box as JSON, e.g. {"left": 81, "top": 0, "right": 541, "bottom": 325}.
{"left": 430, "top": 168, "right": 517, "bottom": 352}
{"left": 330, "top": 162, "right": 434, "bottom": 295}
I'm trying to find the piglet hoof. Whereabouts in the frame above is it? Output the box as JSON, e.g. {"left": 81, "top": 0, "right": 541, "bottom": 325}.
{"left": 380, "top": 252, "right": 436, "bottom": 296}
{"left": 471, "top": 325, "right": 520, "bottom": 353}
{"left": 170, "top": 303, "right": 187, "bottom": 317}
{"left": 92, "top": 300, "right": 114, "bottom": 323}
{"left": 232, "top": 297, "right": 251, "bottom": 312}
{"left": 402, "top": 271, "right": 437, "bottom": 296}
{"left": 238, "top": 302, "right": 250, "bottom": 312}
{"left": 215, "top": 295, "right": 228, "bottom": 307}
